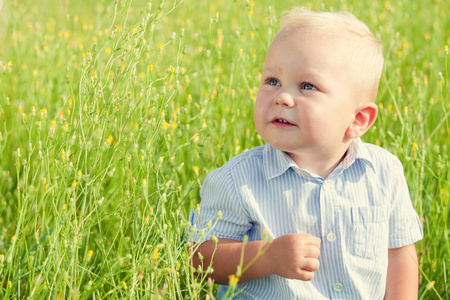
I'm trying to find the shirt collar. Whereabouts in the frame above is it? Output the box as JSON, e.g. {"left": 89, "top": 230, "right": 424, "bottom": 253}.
{"left": 263, "top": 138, "right": 375, "bottom": 180}
{"left": 263, "top": 144, "right": 298, "bottom": 180}
{"left": 341, "top": 138, "right": 375, "bottom": 172}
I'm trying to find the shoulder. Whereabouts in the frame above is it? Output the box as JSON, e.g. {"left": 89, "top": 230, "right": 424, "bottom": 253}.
{"left": 359, "top": 142, "right": 405, "bottom": 174}
{"left": 362, "top": 142, "right": 402, "bottom": 163}
{"left": 206, "top": 145, "right": 265, "bottom": 180}
{"left": 223, "top": 145, "right": 265, "bottom": 168}
{"left": 199, "top": 146, "right": 265, "bottom": 206}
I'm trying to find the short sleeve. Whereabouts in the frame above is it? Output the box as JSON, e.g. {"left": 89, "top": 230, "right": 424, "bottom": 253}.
{"left": 388, "top": 158, "right": 423, "bottom": 248}
{"left": 186, "top": 166, "right": 252, "bottom": 243}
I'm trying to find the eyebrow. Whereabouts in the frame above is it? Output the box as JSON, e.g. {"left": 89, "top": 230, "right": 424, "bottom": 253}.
{"left": 262, "top": 66, "right": 282, "bottom": 75}
{"left": 263, "top": 66, "right": 325, "bottom": 83}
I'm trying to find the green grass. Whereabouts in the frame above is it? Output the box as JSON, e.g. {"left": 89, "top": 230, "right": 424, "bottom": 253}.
{"left": 0, "top": 0, "right": 448, "bottom": 298}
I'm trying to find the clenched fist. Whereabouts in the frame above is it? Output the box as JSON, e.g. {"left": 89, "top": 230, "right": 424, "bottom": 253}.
{"left": 267, "top": 233, "right": 321, "bottom": 281}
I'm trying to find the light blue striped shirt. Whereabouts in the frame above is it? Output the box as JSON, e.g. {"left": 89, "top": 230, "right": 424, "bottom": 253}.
{"left": 188, "top": 138, "right": 423, "bottom": 299}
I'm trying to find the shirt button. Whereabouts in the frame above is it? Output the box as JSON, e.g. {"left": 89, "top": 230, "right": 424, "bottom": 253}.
{"left": 327, "top": 232, "right": 336, "bottom": 242}
{"left": 322, "top": 182, "right": 329, "bottom": 191}
{"left": 333, "top": 282, "right": 344, "bottom": 292}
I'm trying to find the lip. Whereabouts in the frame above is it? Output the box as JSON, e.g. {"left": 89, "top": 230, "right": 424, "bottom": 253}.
{"left": 271, "top": 117, "right": 296, "bottom": 127}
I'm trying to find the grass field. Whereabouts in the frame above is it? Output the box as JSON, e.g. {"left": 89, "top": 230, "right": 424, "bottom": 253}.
{"left": 0, "top": 0, "right": 448, "bottom": 298}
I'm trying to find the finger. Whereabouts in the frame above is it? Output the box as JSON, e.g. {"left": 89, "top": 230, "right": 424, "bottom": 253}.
{"left": 301, "top": 258, "right": 320, "bottom": 272}
{"left": 304, "top": 246, "right": 321, "bottom": 258}
{"left": 303, "top": 234, "right": 321, "bottom": 248}
{"left": 296, "top": 269, "right": 316, "bottom": 281}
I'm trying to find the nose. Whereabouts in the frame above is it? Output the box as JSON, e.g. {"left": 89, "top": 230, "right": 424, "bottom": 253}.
{"left": 274, "top": 92, "right": 294, "bottom": 107}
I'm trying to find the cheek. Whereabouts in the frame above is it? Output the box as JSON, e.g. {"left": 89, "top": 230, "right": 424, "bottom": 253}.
{"left": 253, "top": 109, "right": 263, "bottom": 131}
{"left": 253, "top": 103, "right": 267, "bottom": 133}
{"left": 297, "top": 104, "right": 318, "bottom": 123}
{"left": 253, "top": 99, "right": 265, "bottom": 119}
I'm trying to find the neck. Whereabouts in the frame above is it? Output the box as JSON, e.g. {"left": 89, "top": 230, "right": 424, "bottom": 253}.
{"left": 286, "top": 146, "right": 349, "bottom": 179}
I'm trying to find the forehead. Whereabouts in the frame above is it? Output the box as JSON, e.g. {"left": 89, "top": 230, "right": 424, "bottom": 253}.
{"left": 269, "top": 30, "right": 350, "bottom": 54}
{"left": 265, "top": 31, "right": 353, "bottom": 71}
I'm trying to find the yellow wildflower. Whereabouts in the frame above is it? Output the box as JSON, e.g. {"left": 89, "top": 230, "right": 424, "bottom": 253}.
{"left": 153, "top": 248, "right": 159, "bottom": 259}
{"left": 228, "top": 274, "right": 239, "bottom": 287}
{"left": 106, "top": 135, "right": 114, "bottom": 143}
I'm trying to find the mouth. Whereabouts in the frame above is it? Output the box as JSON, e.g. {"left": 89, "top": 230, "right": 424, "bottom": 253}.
{"left": 271, "top": 118, "right": 295, "bottom": 126}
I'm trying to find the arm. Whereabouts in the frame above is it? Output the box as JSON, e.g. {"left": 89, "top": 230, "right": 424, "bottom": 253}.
{"left": 191, "top": 233, "right": 321, "bottom": 285}
{"left": 384, "top": 244, "right": 419, "bottom": 300}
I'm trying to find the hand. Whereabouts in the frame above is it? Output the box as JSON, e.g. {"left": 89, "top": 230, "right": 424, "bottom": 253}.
{"left": 268, "top": 233, "right": 321, "bottom": 281}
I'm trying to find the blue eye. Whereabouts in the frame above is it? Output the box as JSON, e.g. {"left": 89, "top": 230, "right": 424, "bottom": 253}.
{"left": 301, "top": 82, "right": 317, "bottom": 90}
{"left": 267, "top": 78, "right": 281, "bottom": 86}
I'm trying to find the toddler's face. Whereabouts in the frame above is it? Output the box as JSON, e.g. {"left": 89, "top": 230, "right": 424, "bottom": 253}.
{"left": 254, "top": 31, "right": 361, "bottom": 157}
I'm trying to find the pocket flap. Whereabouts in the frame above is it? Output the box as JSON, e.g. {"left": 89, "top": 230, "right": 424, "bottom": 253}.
{"left": 351, "top": 206, "right": 389, "bottom": 223}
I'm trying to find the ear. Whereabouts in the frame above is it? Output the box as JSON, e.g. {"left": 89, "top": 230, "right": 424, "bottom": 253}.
{"left": 345, "top": 103, "right": 378, "bottom": 139}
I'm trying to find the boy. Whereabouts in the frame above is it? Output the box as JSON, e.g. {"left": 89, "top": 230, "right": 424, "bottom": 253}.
{"left": 188, "top": 7, "right": 423, "bottom": 299}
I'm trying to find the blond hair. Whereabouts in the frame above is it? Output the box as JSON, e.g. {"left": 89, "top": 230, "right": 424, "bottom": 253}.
{"left": 277, "top": 7, "right": 384, "bottom": 102}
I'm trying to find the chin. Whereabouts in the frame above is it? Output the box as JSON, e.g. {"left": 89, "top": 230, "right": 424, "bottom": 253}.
{"left": 266, "top": 140, "right": 294, "bottom": 152}
{"left": 259, "top": 132, "right": 298, "bottom": 151}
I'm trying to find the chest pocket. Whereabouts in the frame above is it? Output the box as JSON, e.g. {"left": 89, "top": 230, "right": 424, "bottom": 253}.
{"left": 351, "top": 206, "right": 389, "bottom": 259}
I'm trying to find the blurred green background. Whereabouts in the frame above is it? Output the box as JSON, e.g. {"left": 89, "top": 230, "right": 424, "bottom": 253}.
{"left": 0, "top": 0, "right": 448, "bottom": 298}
